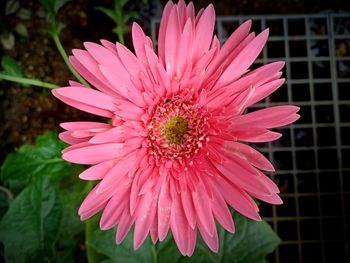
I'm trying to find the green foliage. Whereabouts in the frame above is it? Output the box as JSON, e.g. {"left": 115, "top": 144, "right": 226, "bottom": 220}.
{"left": 0, "top": 130, "right": 280, "bottom": 262}
{"left": 89, "top": 212, "right": 280, "bottom": 263}
{"left": 89, "top": 229, "right": 154, "bottom": 263}
{"left": 15, "top": 23, "right": 29, "bottom": 37}
{"left": 0, "top": 131, "right": 85, "bottom": 262}
{"left": 1, "top": 56, "right": 22, "bottom": 77}
{"left": 5, "top": 0, "right": 20, "bottom": 15}
{"left": 0, "top": 177, "right": 63, "bottom": 263}
{"left": 38, "top": 0, "right": 71, "bottom": 15}
{"left": 96, "top": 0, "right": 141, "bottom": 44}
{"left": 37, "top": 0, "right": 70, "bottom": 36}
{"left": 53, "top": 177, "right": 86, "bottom": 263}
{"left": 1, "top": 131, "right": 81, "bottom": 189}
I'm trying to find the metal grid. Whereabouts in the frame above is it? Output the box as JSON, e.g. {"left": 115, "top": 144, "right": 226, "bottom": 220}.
{"left": 151, "top": 14, "right": 350, "bottom": 263}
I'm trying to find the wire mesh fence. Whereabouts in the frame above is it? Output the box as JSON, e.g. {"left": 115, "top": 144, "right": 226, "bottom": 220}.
{"left": 151, "top": 13, "right": 350, "bottom": 263}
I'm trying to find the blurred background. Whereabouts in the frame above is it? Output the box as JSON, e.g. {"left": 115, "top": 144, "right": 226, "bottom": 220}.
{"left": 1, "top": 0, "right": 349, "bottom": 262}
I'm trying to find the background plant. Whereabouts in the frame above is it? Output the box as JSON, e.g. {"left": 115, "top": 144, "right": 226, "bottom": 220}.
{"left": 96, "top": 0, "right": 147, "bottom": 44}
{"left": 0, "top": 132, "right": 281, "bottom": 262}
{"left": 0, "top": 0, "right": 85, "bottom": 88}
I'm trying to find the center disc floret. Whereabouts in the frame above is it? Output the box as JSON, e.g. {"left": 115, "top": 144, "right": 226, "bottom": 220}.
{"left": 147, "top": 96, "right": 210, "bottom": 161}
{"left": 163, "top": 115, "right": 189, "bottom": 144}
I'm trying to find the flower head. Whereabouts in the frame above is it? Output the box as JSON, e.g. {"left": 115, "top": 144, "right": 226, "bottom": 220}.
{"left": 53, "top": 0, "right": 299, "bottom": 256}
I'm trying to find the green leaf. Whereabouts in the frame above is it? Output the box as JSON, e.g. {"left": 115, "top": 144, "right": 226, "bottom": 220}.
{"left": 123, "top": 11, "right": 140, "bottom": 23}
{"left": 89, "top": 228, "right": 153, "bottom": 263}
{"left": 158, "top": 212, "right": 281, "bottom": 263}
{"left": 89, "top": 211, "right": 280, "bottom": 262}
{"left": 37, "top": 0, "right": 71, "bottom": 15}
{"left": 96, "top": 6, "right": 117, "bottom": 22}
{"left": 0, "top": 177, "right": 63, "bottom": 263}
{"left": 1, "top": 56, "right": 22, "bottom": 77}
{"left": 5, "top": 0, "right": 20, "bottom": 15}
{"left": 0, "top": 33, "right": 15, "bottom": 50}
{"left": 0, "top": 186, "right": 13, "bottom": 219}
{"left": 16, "top": 8, "right": 32, "bottom": 20}
{"left": 1, "top": 131, "right": 80, "bottom": 189}
{"left": 119, "top": 0, "right": 130, "bottom": 7}
{"left": 53, "top": 0, "right": 71, "bottom": 13}
{"left": 15, "top": 22, "right": 29, "bottom": 37}
{"left": 217, "top": 212, "right": 281, "bottom": 263}
{"left": 53, "top": 177, "right": 86, "bottom": 263}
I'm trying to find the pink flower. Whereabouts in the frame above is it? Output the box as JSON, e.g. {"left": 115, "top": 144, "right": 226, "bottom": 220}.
{"left": 53, "top": 0, "right": 299, "bottom": 256}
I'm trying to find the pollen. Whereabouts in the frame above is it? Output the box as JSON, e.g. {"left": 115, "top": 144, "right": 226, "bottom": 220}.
{"left": 163, "top": 116, "right": 189, "bottom": 144}
{"left": 147, "top": 95, "right": 210, "bottom": 162}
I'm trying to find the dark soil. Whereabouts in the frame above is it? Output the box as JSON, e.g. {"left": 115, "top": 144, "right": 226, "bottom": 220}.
{"left": 0, "top": 0, "right": 349, "bottom": 162}
{"left": 0, "top": 0, "right": 117, "bottom": 161}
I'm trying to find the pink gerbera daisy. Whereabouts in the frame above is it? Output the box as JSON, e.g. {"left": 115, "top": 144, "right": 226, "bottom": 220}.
{"left": 53, "top": 0, "right": 299, "bottom": 256}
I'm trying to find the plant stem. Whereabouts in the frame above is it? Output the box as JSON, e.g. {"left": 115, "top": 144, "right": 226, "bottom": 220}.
{"left": 116, "top": 27, "right": 125, "bottom": 44}
{"left": 85, "top": 181, "right": 99, "bottom": 263}
{"left": 115, "top": 0, "right": 125, "bottom": 44}
{"left": 0, "top": 73, "right": 58, "bottom": 89}
{"left": 51, "top": 34, "right": 90, "bottom": 87}
{"left": 152, "top": 243, "right": 158, "bottom": 263}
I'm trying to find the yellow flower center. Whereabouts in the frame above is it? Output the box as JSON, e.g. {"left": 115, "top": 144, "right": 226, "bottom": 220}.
{"left": 163, "top": 115, "right": 188, "bottom": 144}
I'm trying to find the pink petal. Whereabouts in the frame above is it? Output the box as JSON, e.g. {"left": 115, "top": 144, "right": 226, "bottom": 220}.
{"left": 247, "top": 61, "right": 285, "bottom": 83}
{"left": 59, "top": 131, "right": 86, "bottom": 144}
{"left": 60, "top": 121, "right": 111, "bottom": 131}
{"left": 52, "top": 87, "right": 115, "bottom": 118}
{"left": 191, "top": 179, "right": 216, "bottom": 237}
{"left": 219, "top": 29, "right": 269, "bottom": 85}
{"left": 70, "top": 50, "right": 116, "bottom": 96}
{"left": 54, "top": 87, "right": 116, "bottom": 111}
{"left": 186, "top": 227, "right": 197, "bottom": 256}
{"left": 116, "top": 210, "right": 135, "bottom": 244}
{"left": 62, "top": 143, "right": 123, "bottom": 165}
{"left": 96, "top": 154, "right": 136, "bottom": 194}
{"left": 197, "top": 219, "right": 219, "bottom": 253}
{"left": 257, "top": 172, "right": 280, "bottom": 193}
{"left": 132, "top": 22, "right": 153, "bottom": 63}
{"left": 176, "top": 19, "right": 193, "bottom": 78}
{"left": 214, "top": 176, "right": 261, "bottom": 221}
{"left": 100, "top": 184, "right": 130, "bottom": 230}
{"left": 176, "top": 0, "right": 187, "bottom": 28}
{"left": 89, "top": 126, "right": 125, "bottom": 144}
{"left": 180, "top": 189, "right": 196, "bottom": 229}
{"left": 100, "top": 39, "right": 118, "bottom": 55}
{"left": 214, "top": 155, "right": 271, "bottom": 196}
{"left": 78, "top": 183, "right": 115, "bottom": 220}
{"left": 246, "top": 78, "right": 285, "bottom": 106}
{"left": 158, "top": 177, "right": 172, "bottom": 241}
{"left": 231, "top": 127, "right": 282, "bottom": 142}
{"left": 233, "top": 105, "right": 300, "bottom": 128}
{"left": 150, "top": 213, "right": 159, "bottom": 244}
{"left": 209, "top": 178, "right": 235, "bottom": 233}
{"left": 99, "top": 65, "right": 130, "bottom": 99}
{"left": 224, "top": 141, "right": 275, "bottom": 172}
{"left": 134, "top": 191, "right": 156, "bottom": 249}
{"left": 116, "top": 42, "right": 145, "bottom": 78}
{"left": 204, "top": 20, "right": 252, "bottom": 80}
{"left": 251, "top": 192, "right": 283, "bottom": 205}
{"left": 170, "top": 188, "right": 189, "bottom": 256}
{"left": 79, "top": 160, "right": 116, "bottom": 180}
{"left": 192, "top": 4, "right": 215, "bottom": 62}
{"left": 164, "top": 6, "right": 181, "bottom": 76}
{"left": 157, "top": 1, "right": 174, "bottom": 63}
{"left": 186, "top": 2, "right": 195, "bottom": 21}
{"left": 80, "top": 203, "right": 106, "bottom": 221}
{"left": 68, "top": 80, "right": 86, "bottom": 87}
{"left": 84, "top": 42, "right": 135, "bottom": 98}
